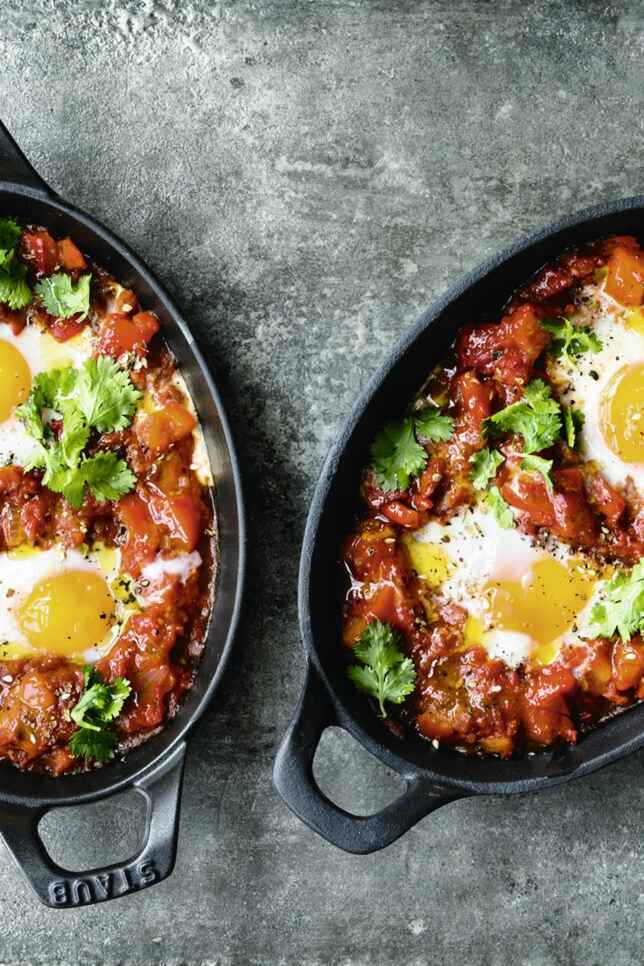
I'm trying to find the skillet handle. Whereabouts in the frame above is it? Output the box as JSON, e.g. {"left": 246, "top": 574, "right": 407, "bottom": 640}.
{"left": 0, "top": 741, "right": 186, "bottom": 908}
{"left": 273, "top": 667, "right": 461, "bottom": 853}
{"left": 0, "top": 119, "right": 53, "bottom": 194}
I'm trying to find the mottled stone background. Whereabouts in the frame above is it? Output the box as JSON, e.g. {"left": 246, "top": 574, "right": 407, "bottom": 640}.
{"left": 1, "top": 1, "right": 644, "bottom": 964}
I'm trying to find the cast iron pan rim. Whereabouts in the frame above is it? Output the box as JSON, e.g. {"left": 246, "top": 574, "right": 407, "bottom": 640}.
{"left": 0, "top": 180, "right": 247, "bottom": 808}
{"left": 298, "top": 192, "right": 644, "bottom": 797}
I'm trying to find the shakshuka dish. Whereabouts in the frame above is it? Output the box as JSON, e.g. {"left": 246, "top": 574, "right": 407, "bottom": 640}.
{"left": 0, "top": 218, "right": 214, "bottom": 773}
{"left": 343, "top": 235, "right": 644, "bottom": 757}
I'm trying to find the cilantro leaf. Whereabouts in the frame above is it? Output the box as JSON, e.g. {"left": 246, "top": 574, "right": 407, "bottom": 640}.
{"left": 69, "top": 728, "right": 118, "bottom": 762}
{"left": 470, "top": 447, "right": 504, "bottom": 491}
{"left": 347, "top": 620, "right": 416, "bottom": 717}
{"left": 0, "top": 218, "right": 21, "bottom": 268}
{"left": 563, "top": 407, "right": 584, "bottom": 449}
{"left": 485, "top": 379, "right": 562, "bottom": 454}
{"left": 0, "top": 256, "right": 31, "bottom": 310}
{"left": 371, "top": 417, "right": 427, "bottom": 492}
{"left": 15, "top": 368, "right": 78, "bottom": 441}
{"left": 542, "top": 316, "right": 603, "bottom": 365}
{"left": 59, "top": 400, "right": 90, "bottom": 468}
{"left": 69, "top": 667, "right": 131, "bottom": 762}
{"left": 370, "top": 406, "right": 453, "bottom": 493}
{"left": 74, "top": 357, "right": 141, "bottom": 432}
{"left": 584, "top": 562, "right": 644, "bottom": 643}
{"left": 81, "top": 452, "right": 137, "bottom": 503}
{"left": 481, "top": 485, "right": 514, "bottom": 529}
{"left": 35, "top": 272, "right": 91, "bottom": 320}
{"left": 15, "top": 361, "right": 140, "bottom": 506}
{"left": 414, "top": 406, "right": 454, "bottom": 444}
{"left": 520, "top": 454, "right": 554, "bottom": 493}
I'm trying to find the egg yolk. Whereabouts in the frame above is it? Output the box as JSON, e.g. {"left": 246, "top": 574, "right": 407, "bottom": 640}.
{"left": 601, "top": 362, "right": 644, "bottom": 463}
{"left": 403, "top": 536, "right": 450, "bottom": 587}
{"left": 624, "top": 308, "right": 644, "bottom": 335}
{"left": 17, "top": 571, "right": 116, "bottom": 657}
{"left": 480, "top": 558, "right": 596, "bottom": 661}
{"left": 0, "top": 340, "right": 31, "bottom": 422}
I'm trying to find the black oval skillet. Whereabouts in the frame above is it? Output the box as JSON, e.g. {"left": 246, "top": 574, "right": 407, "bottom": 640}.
{"left": 274, "top": 196, "right": 644, "bottom": 854}
{"left": 0, "top": 121, "right": 246, "bottom": 905}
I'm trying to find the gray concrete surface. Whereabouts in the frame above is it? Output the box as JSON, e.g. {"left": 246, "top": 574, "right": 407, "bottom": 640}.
{"left": 1, "top": 0, "right": 644, "bottom": 963}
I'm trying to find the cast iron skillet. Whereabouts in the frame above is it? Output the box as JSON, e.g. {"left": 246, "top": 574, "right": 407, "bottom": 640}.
{"left": 0, "top": 122, "right": 245, "bottom": 905}
{"left": 274, "top": 195, "right": 644, "bottom": 854}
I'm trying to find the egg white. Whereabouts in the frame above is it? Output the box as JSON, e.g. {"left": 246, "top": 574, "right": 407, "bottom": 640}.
{"left": 548, "top": 284, "right": 644, "bottom": 489}
{"left": 407, "top": 505, "right": 608, "bottom": 668}
{"left": 0, "top": 544, "right": 133, "bottom": 663}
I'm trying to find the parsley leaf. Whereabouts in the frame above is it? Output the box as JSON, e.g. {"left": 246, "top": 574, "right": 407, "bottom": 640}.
{"left": 486, "top": 379, "right": 562, "bottom": 454}
{"left": 470, "top": 447, "right": 504, "bottom": 490}
{"left": 0, "top": 218, "right": 21, "bottom": 269}
{"left": 0, "top": 256, "right": 31, "bottom": 310}
{"left": 414, "top": 406, "right": 454, "bottom": 444}
{"left": 35, "top": 272, "right": 91, "bottom": 320}
{"left": 542, "top": 316, "right": 603, "bottom": 365}
{"left": 347, "top": 620, "right": 416, "bottom": 717}
{"left": 481, "top": 485, "right": 514, "bottom": 529}
{"left": 69, "top": 666, "right": 131, "bottom": 763}
{"left": 74, "top": 357, "right": 141, "bottom": 432}
{"left": 520, "top": 454, "right": 554, "bottom": 493}
{"left": 584, "top": 562, "right": 644, "bottom": 643}
{"left": 371, "top": 407, "right": 453, "bottom": 492}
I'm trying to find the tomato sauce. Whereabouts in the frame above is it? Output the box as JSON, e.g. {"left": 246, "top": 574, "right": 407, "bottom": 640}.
{"left": 0, "top": 225, "right": 215, "bottom": 773}
{"left": 343, "top": 236, "right": 644, "bottom": 757}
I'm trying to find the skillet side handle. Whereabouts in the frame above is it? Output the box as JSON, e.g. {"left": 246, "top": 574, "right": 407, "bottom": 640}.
{"left": 0, "top": 741, "right": 186, "bottom": 908}
{"left": 0, "top": 120, "right": 53, "bottom": 194}
{"left": 273, "top": 666, "right": 460, "bottom": 854}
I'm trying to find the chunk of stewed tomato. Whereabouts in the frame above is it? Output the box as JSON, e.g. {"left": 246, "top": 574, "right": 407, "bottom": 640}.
{"left": 57, "top": 237, "right": 86, "bottom": 271}
{"left": 605, "top": 244, "right": 644, "bottom": 306}
{"left": 117, "top": 493, "right": 161, "bottom": 575}
{"left": 21, "top": 229, "right": 59, "bottom": 276}
{"left": 135, "top": 402, "right": 197, "bottom": 456}
{"left": 97, "top": 310, "right": 160, "bottom": 359}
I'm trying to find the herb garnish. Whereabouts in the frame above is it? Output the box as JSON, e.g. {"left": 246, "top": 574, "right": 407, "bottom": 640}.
{"left": 69, "top": 666, "right": 132, "bottom": 762}
{"left": 541, "top": 316, "right": 602, "bottom": 365}
{"left": 485, "top": 379, "right": 562, "bottom": 454}
{"left": 347, "top": 620, "right": 416, "bottom": 717}
{"left": 371, "top": 407, "right": 454, "bottom": 492}
{"left": 0, "top": 217, "right": 31, "bottom": 310}
{"left": 35, "top": 272, "right": 91, "bottom": 320}
{"left": 584, "top": 562, "right": 644, "bottom": 643}
{"left": 16, "top": 358, "right": 140, "bottom": 508}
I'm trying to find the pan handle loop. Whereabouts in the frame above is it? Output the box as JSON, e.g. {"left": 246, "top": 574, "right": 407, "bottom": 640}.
{"left": 273, "top": 666, "right": 461, "bottom": 853}
{"left": 0, "top": 741, "right": 186, "bottom": 907}
{"left": 0, "top": 119, "right": 53, "bottom": 194}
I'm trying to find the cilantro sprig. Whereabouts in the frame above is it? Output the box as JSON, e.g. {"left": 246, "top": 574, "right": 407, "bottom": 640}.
{"left": 16, "top": 358, "right": 140, "bottom": 509}
{"left": 470, "top": 447, "right": 504, "bottom": 491}
{"left": 69, "top": 666, "right": 132, "bottom": 762}
{"left": 584, "top": 562, "right": 644, "bottom": 643}
{"left": 542, "top": 316, "right": 602, "bottom": 366}
{"left": 520, "top": 454, "right": 554, "bottom": 493}
{"left": 347, "top": 620, "right": 416, "bottom": 717}
{"left": 371, "top": 406, "right": 454, "bottom": 492}
{"left": 0, "top": 217, "right": 31, "bottom": 310}
{"left": 485, "top": 379, "right": 562, "bottom": 454}
{"left": 35, "top": 272, "right": 91, "bottom": 320}
{"left": 481, "top": 485, "right": 514, "bottom": 529}
{"left": 563, "top": 407, "right": 584, "bottom": 449}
